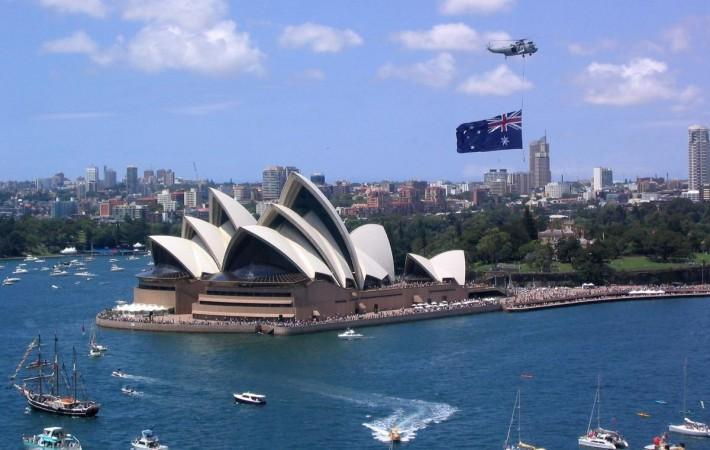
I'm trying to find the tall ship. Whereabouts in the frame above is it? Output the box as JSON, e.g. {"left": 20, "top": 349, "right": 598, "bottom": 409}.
{"left": 10, "top": 335, "right": 100, "bottom": 417}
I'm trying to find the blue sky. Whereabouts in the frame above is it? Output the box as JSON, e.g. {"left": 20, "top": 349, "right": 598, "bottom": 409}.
{"left": 1, "top": 0, "right": 708, "bottom": 183}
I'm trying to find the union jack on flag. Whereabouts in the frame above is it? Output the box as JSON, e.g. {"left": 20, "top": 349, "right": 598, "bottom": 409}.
{"left": 456, "top": 109, "right": 523, "bottom": 153}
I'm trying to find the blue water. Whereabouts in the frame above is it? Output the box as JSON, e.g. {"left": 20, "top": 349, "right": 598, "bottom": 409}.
{"left": 2, "top": 256, "right": 710, "bottom": 449}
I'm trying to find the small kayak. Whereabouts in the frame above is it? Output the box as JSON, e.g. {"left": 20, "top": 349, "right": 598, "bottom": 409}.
{"left": 638, "top": 411, "right": 651, "bottom": 418}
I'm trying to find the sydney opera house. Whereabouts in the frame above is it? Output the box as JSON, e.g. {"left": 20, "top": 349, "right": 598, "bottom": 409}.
{"left": 134, "top": 173, "right": 478, "bottom": 322}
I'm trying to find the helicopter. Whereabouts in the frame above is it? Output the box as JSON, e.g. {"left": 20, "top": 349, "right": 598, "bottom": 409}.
{"left": 487, "top": 39, "right": 538, "bottom": 58}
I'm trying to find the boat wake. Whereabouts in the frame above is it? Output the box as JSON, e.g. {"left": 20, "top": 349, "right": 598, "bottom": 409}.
{"left": 122, "top": 374, "right": 162, "bottom": 384}
{"left": 362, "top": 399, "right": 457, "bottom": 443}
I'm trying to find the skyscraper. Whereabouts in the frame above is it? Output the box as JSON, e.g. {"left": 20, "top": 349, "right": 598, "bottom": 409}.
{"left": 104, "top": 167, "right": 117, "bottom": 188}
{"left": 126, "top": 165, "right": 138, "bottom": 194}
{"left": 593, "top": 167, "right": 613, "bottom": 192}
{"left": 262, "top": 166, "right": 300, "bottom": 200}
{"left": 86, "top": 166, "right": 99, "bottom": 192}
{"left": 529, "top": 136, "right": 551, "bottom": 190}
{"left": 688, "top": 125, "right": 709, "bottom": 192}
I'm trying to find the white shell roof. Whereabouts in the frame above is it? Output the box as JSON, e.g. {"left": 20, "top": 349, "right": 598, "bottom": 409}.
{"left": 182, "top": 216, "right": 231, "bottom": 270}
{"left": 430, "top": 250, "right": 466, "bottom": 286}
{"left": 209, "top": 188, "right": 256, "bottom": 233}
{"left": 150, "top": 235, "right": 219, "bottom": 278}
{"left": 231, "top": 225, "right": 334, "bottom": 281}
{"left": 280, "top": 172, "right": 363, "bottom": 288}
{"left": 406, "top": 250, "right": 466, "bottom": 286}
{"left": 259, "top": 204, "right": 353, "bottom": 287}
{"left": 350, "top": 224, "right": 395, "bottom": 281}
{"left": 355, "top": 247, "right": 389, "bottom": 281}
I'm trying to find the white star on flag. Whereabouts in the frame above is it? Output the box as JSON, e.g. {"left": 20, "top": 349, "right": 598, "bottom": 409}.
{"left": 501, "top": 136, "right": 509, "bottom": 146}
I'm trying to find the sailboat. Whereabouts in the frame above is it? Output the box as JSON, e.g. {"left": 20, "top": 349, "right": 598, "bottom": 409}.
{"left": 11, "top": 335, "right": 100, "bottom": 417}
{"left": 504, "top": 390, "right": 546, "bottom": 450}
{"left": 578, "top": 376, "right": 628, "bottom": 449}
{"left": 669, "top": 358, "right": 710, "bottom": 437}
{"left": 89, "top": 328, "right": 108, "bottom": 353}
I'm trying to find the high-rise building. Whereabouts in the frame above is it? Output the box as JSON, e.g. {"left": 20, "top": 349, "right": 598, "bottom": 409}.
{"left": 125, "top": 165, "right": 138, "bottom": 194}
{"left": 143, "top": 170, "right": 155, "bottom": 185}
{"left": 86, "top": 166, "right": 99, "bottom": 193}
{"left": 262, "top": 166, "right": 300, "bottom": 200}
{"left": 529, "top": 136, "right": 551, "bottom": 190}
{"left": 103, "top": 167, "right": 116, "bottom": 188}
{"left": 50, "top": 199, "right": 77, "bottom": 218}
{"left": 507, "top": 171, "right": 531, "bottom": 195}
{"left": 184, "top": 188, "right": 197, "bottom": 208}
{"left": 310, "top": 173, "right": 326, "bottom": 185}
{"left": 593, "top": 167, "right": 613, "bottom": 192}
{"left": 164, "top": 169, "right": 175, "bottom": 187}
{"left": 688, "top": 125, "right": 709, "bottom": 191}
{"left": 157, "top": 189, "right": 177, "bottom": 212}
{"left": 484, "top": 169, "right": 508, "bottom": 197}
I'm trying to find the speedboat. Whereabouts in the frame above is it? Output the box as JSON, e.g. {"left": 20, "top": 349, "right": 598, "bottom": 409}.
{"left": 337, "top": 328, "right": 364, "bottom": 340}
{"left": 233, "top": 392, "right": 266, "bottom": 405}
{"left": 112, "top": 369, "right": 128, "bottom": 378}
{"left": 131, "top": 429, "right": 168, "bottom": 450}
{"left": 389, "top": 426, "right": 401, "bottom": 443}
{"left": 644, "top": 434, "right": 685, "bottom": 449}
{"left": 22, "top": 426, "right": 82, "bottom": 449}
{"left": 121, "top": 386, "right": 138, "bottom": 396}
{"left": 669, "top": 418, "right": 710, "bottom": 437}
{"left": 3, "top": 277, "right": 20, "bottom": 285}
{"left": 110, "top": 264, "right": 124, "bottom": 272}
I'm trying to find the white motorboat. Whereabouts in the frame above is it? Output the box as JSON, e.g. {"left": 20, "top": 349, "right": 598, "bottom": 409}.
{"left": 233, "top": 392, "right": 266, "bottom": 405}
{"left": 111, "top": 369, "right": 128, "bottom": 378}
{"left": 22, "top": 426, "right": 82, "bottom": 449}
{"left": 337, "top": 328, "right": 364, "bottom": 340}
{"left": 50, "top": 269, "right": 69, "bottom": 277}
{"left": 127, "top": 255, "right": 139, "bottom": 261}
{"left": 3, "top": 277, "right": 20, "bottom": 285}
{"left": 74, "top": 271, "right": 96, "bottom": 277}
{"left": 88, "top": 348, "right": 102, "bottom": 358}
{"left": 669, "top": 358, "right": 710, "bottom": 437}
{"left": 121, "top": 386, "right": 139, "bottom": 396}
{"left": 13, "top": 267, "right": 29, "bottom": 274}
{"left": 110, "top": 264, "right": 124, "bottom": 272}
{"left": 131, "top": 430, "right": 168, "bottom": 450}
{"left": 644, "top": 434, "right": 686, "bottom": 449}
{"left": 60, "top": 247, "right": 78, "bottom": 255}
{"left": 23, "top": 255, "right": 38, "bottom": 262}
{"left": 579, "top": 377, "right": 628, "bottom": 449}
{"left": 109, "top": 258, "right": 118, "bottom": 262}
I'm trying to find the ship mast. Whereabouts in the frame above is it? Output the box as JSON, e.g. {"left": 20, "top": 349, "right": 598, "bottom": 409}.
{"left": 53, "top": 335, "right": 60, "bottom": 397}
{"left": 72, "top": 347, "right": 78, "bottom": 401}
{"left": 38, "top": 335, "right": 43, "bottom": 396}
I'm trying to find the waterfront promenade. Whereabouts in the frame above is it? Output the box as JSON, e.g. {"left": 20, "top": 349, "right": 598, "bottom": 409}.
{"left": 501, "top": 284, "right": 710, "bottom": 311}
{"left": 96, "top": 299, "right": 501, "bottom": 335}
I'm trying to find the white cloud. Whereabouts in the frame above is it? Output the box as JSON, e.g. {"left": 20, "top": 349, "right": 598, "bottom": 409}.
{"left": 42, "top": 30, "right": 98, "bottom": 55}
{"left": 40, "top": 0, "right": 107, "bottom": 18}
{"left": 378, "top": 53, "right": 456, "bottom": 88}
{"left": 392, "top": 23, "right": 509, "bottom": 52}
{"left": 457, "top": 64, "right": 531, "bottom": 95}
{"left": 440, "top": 0, "right": 515, "bottom": 15}
{"left": 279, "top": 23, "right": 363, "bottom": 53}
{"left": 663, "top": 26, "right": 690, "bottom": 53}
{"left": 40, "top": 0, "right": 265, "bottom": 76}
{"left": 168, "top": 100, "right": 239, "bottom": 115}
{"left": 122, "top": 0, "right": 227, "bottom": 29}
{"left": 579, "top": 57, "right": 699, "bottom": 107}
{"left": 567, "top": 38, "right": 617, "bottom": 56}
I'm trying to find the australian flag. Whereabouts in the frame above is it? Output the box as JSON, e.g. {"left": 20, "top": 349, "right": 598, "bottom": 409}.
{"left": 456, "top": 110, "right": 522, "bottom": 153}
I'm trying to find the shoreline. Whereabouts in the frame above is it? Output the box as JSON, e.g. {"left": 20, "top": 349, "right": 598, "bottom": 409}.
{"left": 97, "top": 302, "right": 501, "bottom": 335}
{"left": 502, "top": 290, "right": 710, "bottom": 312}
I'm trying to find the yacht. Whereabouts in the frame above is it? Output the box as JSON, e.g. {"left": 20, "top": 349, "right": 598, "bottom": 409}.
{"left": 110, "top": 264, "right": 125, "bottom": 272}
{"left": 74, "top": 271, "right": 96, "bottom": 277}
{"left": 50, "top": 268, "right": 69, "bottom": 277}
{"left": 233, "top": 392, "right": 266, "bottom": 405}
{"left": 131, "top": 430, "right": 168, "bottom": 450}
{"left": 109, "top": 258, "right": 118, "bottom": 262}
{"left": 127, "top": 255, "right": 140, "bottom": 261}
{"left": 669, "top": 359, "right": 710, "bottom": 437}
{"left": 22, "top": 426, "right": 82, "bottom": 449}
{"left": 23, "top": 255, "right": 38, "bottom": 262}
{"left": 3, "top": 277, "right": 20, "bottom": 285}
{"left": 338, "top": 328, "right": 364, "bottom": 340}
{"left": 504, "top": 390, "right": 546, "bottom": 450}
{"left": 60, "top": 247, "right": 78, "bottom": 255}
{"left": 579, "top": 377, "right": 628, "bottom": 449}
{"left": 88, "top": 347, "right": 102, "bottom": 358}
{"left": 13, "top": 267, "right": 29, "bottom": 274}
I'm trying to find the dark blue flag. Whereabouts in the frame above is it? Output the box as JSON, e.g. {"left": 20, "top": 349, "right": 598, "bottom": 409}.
{"left": 456, "top": 110, "right": 522, "bottom": 153}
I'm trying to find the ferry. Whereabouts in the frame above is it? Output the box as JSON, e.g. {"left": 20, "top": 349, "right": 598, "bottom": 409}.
{"left": 233, "top": 392, "right": 266, "bottom": 405}
{"left": 22, "top": 426, "right": 82, "bottom": 449}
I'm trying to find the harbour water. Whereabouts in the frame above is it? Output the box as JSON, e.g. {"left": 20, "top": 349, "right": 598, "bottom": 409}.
{"left": 3, "top": 256, "right": 710, "bottom": 449}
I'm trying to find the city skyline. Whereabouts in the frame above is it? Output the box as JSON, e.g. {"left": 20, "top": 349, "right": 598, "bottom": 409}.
{"left": 1, "top": 1, "right": 709, "bottom": 182}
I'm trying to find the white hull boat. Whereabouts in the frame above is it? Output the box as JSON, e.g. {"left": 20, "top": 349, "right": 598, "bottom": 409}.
{"left": 131, "top": 430, "right": 168, "bottom": 450}
{"left": 337, "top": 328, "right": 364, "bottom": 340}
{"left": 233, "top": 392, "right": 266, "bottom": 405}
{"left": 669, "top": 419, "right": 710, "bottom": 437}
